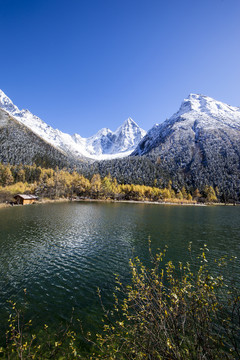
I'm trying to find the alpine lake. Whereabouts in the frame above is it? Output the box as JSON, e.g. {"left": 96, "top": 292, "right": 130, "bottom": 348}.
{"left": 0, "top": 201, "right": 240, "bottom": 342}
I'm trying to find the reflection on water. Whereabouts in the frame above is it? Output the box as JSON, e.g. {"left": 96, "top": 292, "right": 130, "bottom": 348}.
{"left": 0, "top": 202, "right": 239, "bottom": 331}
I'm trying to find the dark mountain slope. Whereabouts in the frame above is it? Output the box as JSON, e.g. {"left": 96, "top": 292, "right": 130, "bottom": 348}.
{"left": 0, "top": 108, "right": 78, "bottom": 168}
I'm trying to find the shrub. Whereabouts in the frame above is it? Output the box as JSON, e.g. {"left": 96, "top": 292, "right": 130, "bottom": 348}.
{"left": 1, "top": 297, "right": 78, "bottom": 359}
{"left": 93, "top": 243, "right": 240, "bottom": 359}
{"left": 1, "top": 245, "right": 239, "bottom": 359}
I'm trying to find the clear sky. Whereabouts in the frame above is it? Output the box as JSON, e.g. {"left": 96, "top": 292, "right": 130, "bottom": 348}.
{"left": 0, "top": 0, "right": 240, "bottom": 137}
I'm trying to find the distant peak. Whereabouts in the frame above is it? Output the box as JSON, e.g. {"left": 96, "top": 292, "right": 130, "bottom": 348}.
{"left": 187, "top": 93, "right": 205, "bottom": 99}
{"left": 175, "top": 93, "right": 240, "bottom": 119}
{"left": 93, "top": 127, "right": 112, "bottom": 137}
{"left": 184, "top": 93, "right": 207, "bottom": 104}
{"left": 177, "top": 93, "right": 212, "bottom": 114}
{"left": 122, "top": 117, "right": 138, "bottom": 127}
{"left": 126, "top": 117, "right": 134, "bottom": 122}
{"left": 185, "top": 93, "right": 223, "bottom": 104}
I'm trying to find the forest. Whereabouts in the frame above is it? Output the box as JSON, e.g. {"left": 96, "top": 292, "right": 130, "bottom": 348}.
{"left": 0, "top": 162, "right": 219, "bottom": 204}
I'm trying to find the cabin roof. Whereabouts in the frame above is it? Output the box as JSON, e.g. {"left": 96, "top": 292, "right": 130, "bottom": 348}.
{"left": 14, "top": 194, "right": 38, "bottom": 200}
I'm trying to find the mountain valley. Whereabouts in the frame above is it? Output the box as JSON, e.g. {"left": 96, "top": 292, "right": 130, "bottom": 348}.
{"left": 1, "top": 90, "right": 240, "bottom": 201}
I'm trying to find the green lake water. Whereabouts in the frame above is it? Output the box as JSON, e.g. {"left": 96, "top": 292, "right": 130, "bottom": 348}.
{"left": 0, "top": 202, "right": 239, "bottom": 336}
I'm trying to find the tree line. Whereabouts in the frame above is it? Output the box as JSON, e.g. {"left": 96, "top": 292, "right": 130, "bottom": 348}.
{"left": 0, "top": 162, "right": 220, "bottom": 203}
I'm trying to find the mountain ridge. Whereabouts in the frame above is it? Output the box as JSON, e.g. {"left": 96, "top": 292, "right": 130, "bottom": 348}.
{"left": 132, "top": 94, "right": 240, "bottom": 156}
{"left": 1, "top": 89, "right": 240, "bottom": 200}
{"left": 0, "top": 89, "right": 146, "bottom": 160}
{"left": 130, "top": 94, "right": 240, "bottom": 200}
{"left": 0, "top": 107, "right": 77, "bottom": 167}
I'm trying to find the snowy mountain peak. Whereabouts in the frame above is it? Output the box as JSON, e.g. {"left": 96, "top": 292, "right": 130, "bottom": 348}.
{"left": 178, "top": 94, "right": 208, "bottom": 114}
{"left": 122, "top": 117, "right": 137, "bottom": 126}
{"left": 171, "top": 94, "right": 240, "bottom": 131}
{"left": 132, "top": 94, "right": 240, "bottom": 157}
{"left": 83, "top": 119, "right": 146, "bottom": 159}
{"left": 110, "top": 117, "right": 146, "bottom": 153}
{"left": 0, "top": 89, "right": 146, "bottom": 160}
{"left": 178, "top": 93, "right": 240, "bottom": 118}
{"left": 93, "top": 127, "right": 113, "bottom": 138}
{"left": 117, "top": 117, "right": 145, "bottom": 133}
{"left": 120, "top": 117, "right": 142, "bottom": 132}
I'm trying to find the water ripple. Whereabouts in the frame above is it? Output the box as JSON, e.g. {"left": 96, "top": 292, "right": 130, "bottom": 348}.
{"left": 0, "top": 202, "right": 240, "bottom": 332}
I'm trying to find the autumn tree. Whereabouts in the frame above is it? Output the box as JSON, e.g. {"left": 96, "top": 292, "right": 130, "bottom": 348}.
{"left": 193, "top": 188, "right": 202, "bottom": 201}
{"left": 90, "top": 174, "right": 102, "bottom": 198}
{"left": 203, "top": 185, "right": 217, "bottom": 202}
{"left": 1, "top": 166, "right": 14, "bottom": 186}
{"left": 73, "top": 174, "right": 90, "bottom": 197}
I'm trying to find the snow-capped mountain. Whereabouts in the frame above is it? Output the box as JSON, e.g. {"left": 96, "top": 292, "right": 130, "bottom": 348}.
{"left": 0, "top": 107, "right": 75, "bottom": 167}
{"left": 132, "top": 93, "right": 240, "bottom": 156}
{"left": 72, "top": 118, "right": 146, "bottom": 159}
{"left": 0, "top": 89, "right": 146, "bottom": 160}
{"left": 132, "top": 94, "right": 240, "bottom": 199}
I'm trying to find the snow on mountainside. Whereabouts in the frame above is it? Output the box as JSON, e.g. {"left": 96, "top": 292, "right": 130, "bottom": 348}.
{"left": 0, "top": 108, "right": 75, "bottom": 167}
{"left": 131, "top": 93, "right": 240, "bottom": 199}
{"left": 132, "top": 93, "right": 240, "bottom": 156}
{"left": 0, "top": 90, "right": 146, "bottom": 160}
{"left": 72, "top": 118, "right": 146, "bottom": 159}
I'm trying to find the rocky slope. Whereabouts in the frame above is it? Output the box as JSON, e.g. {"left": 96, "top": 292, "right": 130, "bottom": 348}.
{"left": 0, "top": 90, "right": 146, "bottom": 160}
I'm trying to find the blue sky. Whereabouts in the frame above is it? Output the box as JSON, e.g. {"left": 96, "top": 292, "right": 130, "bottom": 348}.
{"left": 0, "top": 0, "right": 240, "bottom": 137}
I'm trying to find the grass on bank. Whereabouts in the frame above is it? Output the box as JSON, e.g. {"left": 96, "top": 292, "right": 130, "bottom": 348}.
{"left": 0, "top": 244, "right": 239, "bottom": 359}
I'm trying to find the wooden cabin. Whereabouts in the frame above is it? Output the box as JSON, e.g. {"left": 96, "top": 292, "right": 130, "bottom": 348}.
{"left": 14, "top": 194, "right": 38, "bottom": 205}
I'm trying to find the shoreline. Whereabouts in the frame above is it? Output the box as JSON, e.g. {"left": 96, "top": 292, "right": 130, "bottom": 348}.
{"left": 1, "top": 197, "right": 239, "bottom": 209}
{"left": 35, "top": 197, "right": 204, "bottom": 207}
{"left": 73, "top": 198, "right": 205, "bottom": 206}
{"left": 26, "top": 197, "right": 240, "bottom": 207}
